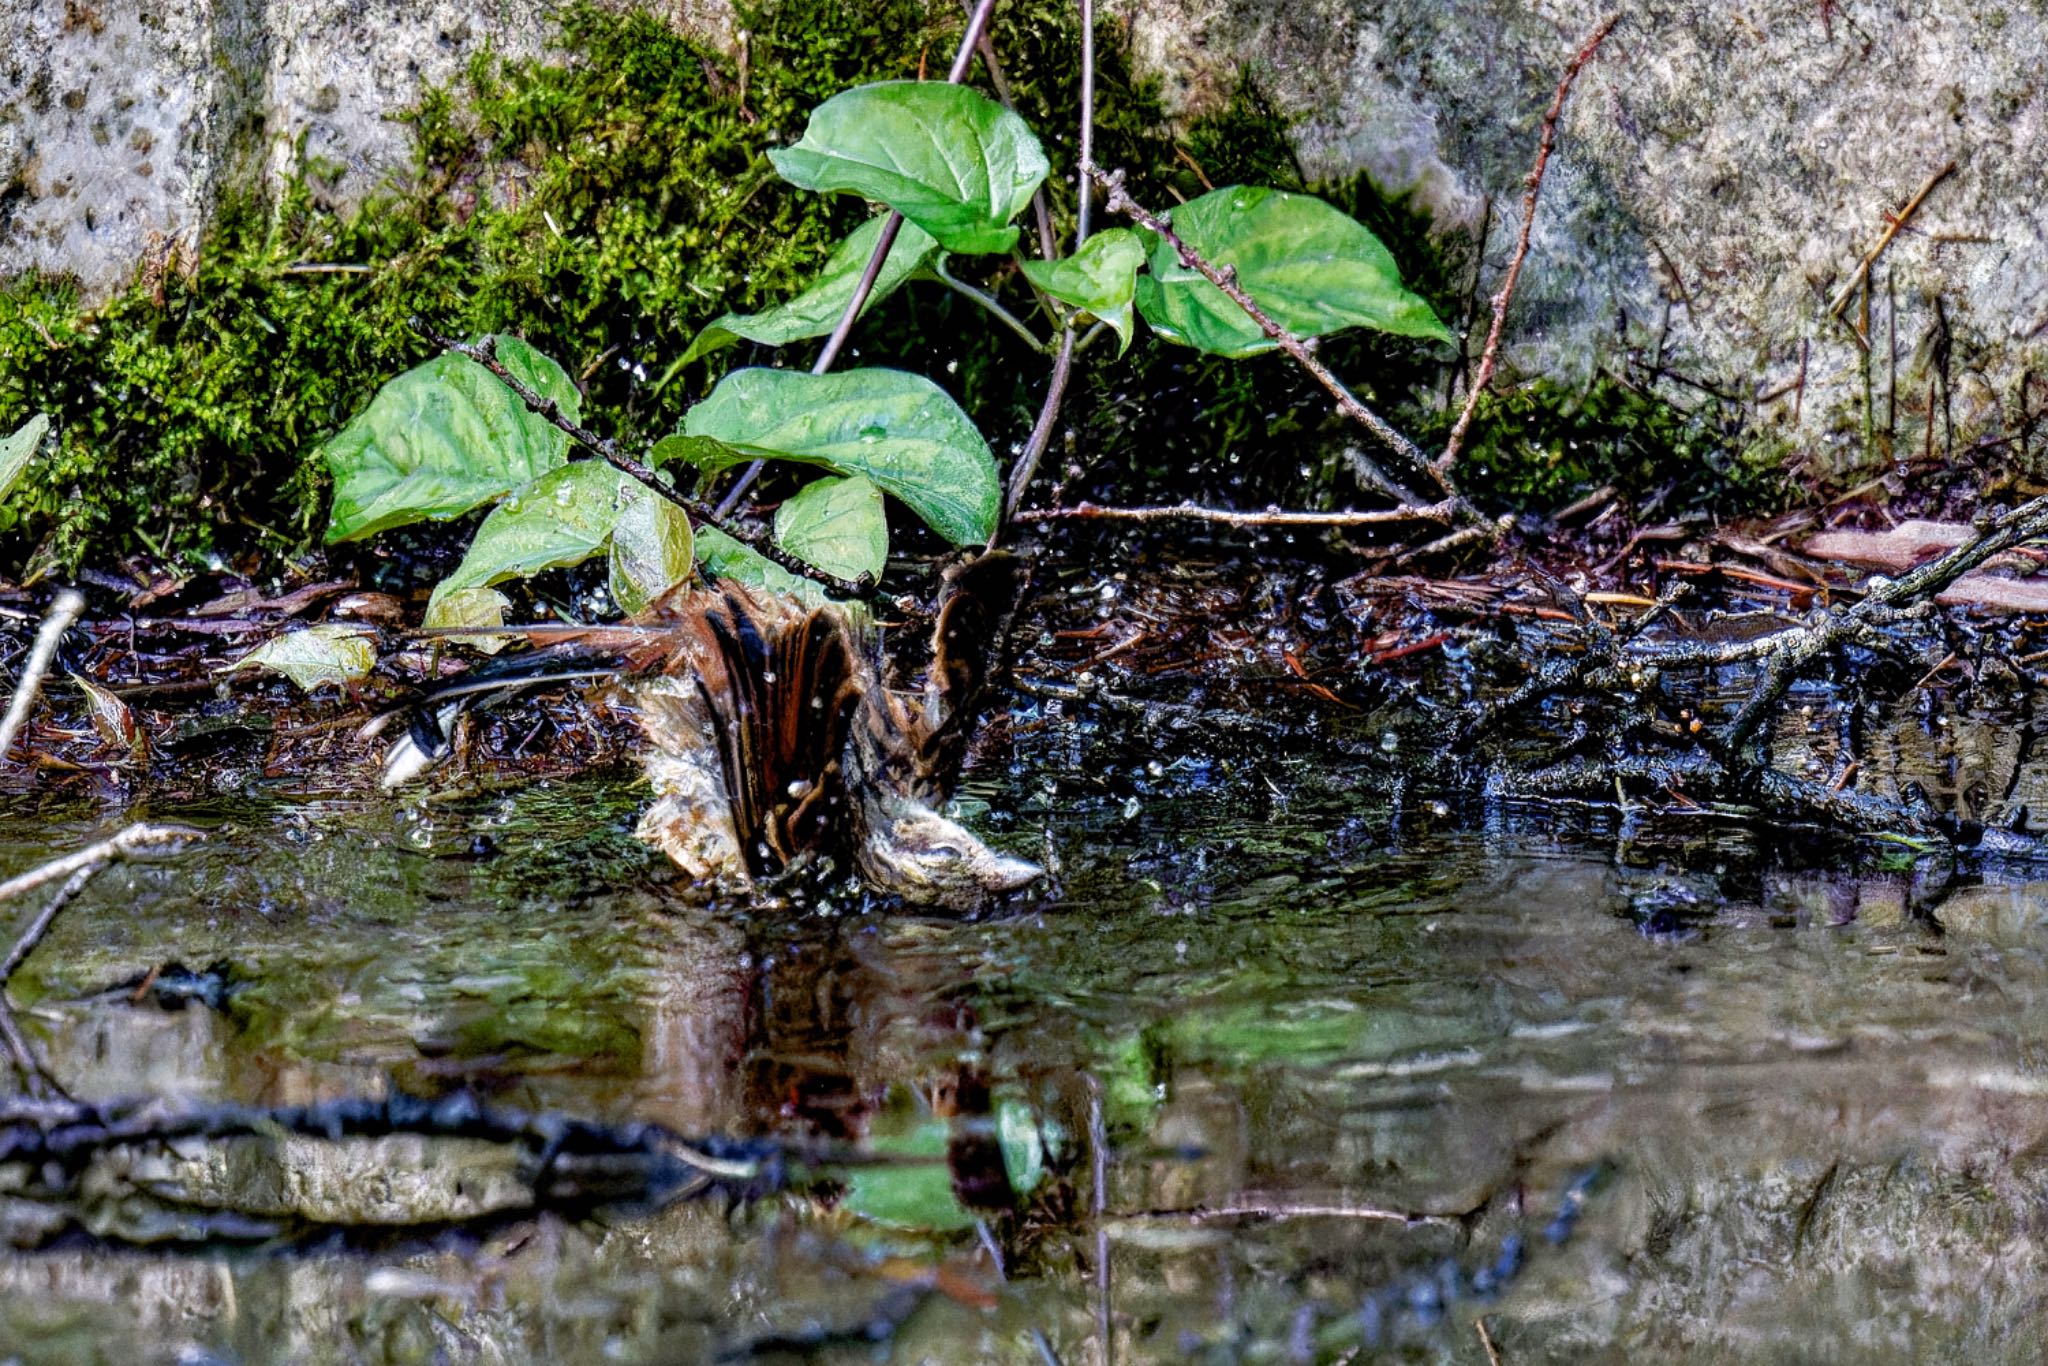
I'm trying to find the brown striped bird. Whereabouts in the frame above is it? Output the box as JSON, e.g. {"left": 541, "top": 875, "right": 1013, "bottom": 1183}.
{"left": 381, "top": 553, "right": 1041, "bottom": 909}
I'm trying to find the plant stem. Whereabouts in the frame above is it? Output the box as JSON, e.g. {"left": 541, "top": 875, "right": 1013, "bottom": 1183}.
{"left": 932, "top": 256, "right": 1047, "bottom": 351}
{"left": 414, "top": 324, "right": 875, "bottom": 599}
{"left": 1077, "top": 0, "right": 1095, "bottom": 243}
{"left": 992, "top": 0, "right": 1097, "bottom": 530}
{"left": 715, "top": 0, "right": 1002, "bottom": 516}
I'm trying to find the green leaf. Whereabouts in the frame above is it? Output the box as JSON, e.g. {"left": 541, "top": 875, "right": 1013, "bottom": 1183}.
{"left": 1133, "top": 186, "right": 1453, "bottom": 358}
{"left": 768, "top": 82, "right": 1049, "bottom": 255}
{"left": 774, "top": 474, "right": 887, "bottom": 582}
{"left": 422, "top": 586, "right": 514, "bottom": 654}
{"left": 693, "top": 525, "right": 831, "bottom": 609}
{"left": 231, "top": 625, "right": 377, "bottom": 692}
{"left": 676, "top": 217, "right": 938, "bottom": 369}
{"left": 681, "top": 367, "right": 997, "bottom": 545}
{"left": 608, "top": 484, "right": 695, "bottom": 614}
{"left": 323, "top": 336, "right": 582, "bottom": 543}
{"left": 1021, "top": 229, "right": 1145, "bottom": 355}
{"left": 434, "top": 460, "right": 636, "bottom": 598}
{"left": 0, "top": 414, "right": 50, "bottom": 505}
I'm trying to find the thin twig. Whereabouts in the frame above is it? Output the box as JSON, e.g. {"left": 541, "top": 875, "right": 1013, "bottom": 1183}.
{"left": 0, "top": 589, "right": 83, "bottom": 761}
{"left": 1825, "top": 161, "right": 1957, "bottom": 319}
{"left": 1084, "top": 165, "right": 1455, "bottom": 510}
{"left": 0, "top": 823, "right": 202, "bottom": 917}
{"left": 1004, "top": 332, "right": 1077, "bottom": 526}
{"left": 1017, "top": 499, "right": 1455, "bottom": 528}
{"left": 1477, "top": 1316, "right": 1504, "bottom": 1366}
{"left": 1114, "top": 1198, "right": 1460, "bottom": 1228}
{"left": 717, "top": 0, "right": 1002, "bottom": 515}
{"left": 413, "top": 325, "right": 874, "bottom": 599}
{"left": 1077, "top": 0, "right": 1096, "bottom": 243}
{"left": 992, "top": 0, "right": 1097, "bottom": 529}
{"left": 1438, "top": 14, "right": 1619, "bottom": 474}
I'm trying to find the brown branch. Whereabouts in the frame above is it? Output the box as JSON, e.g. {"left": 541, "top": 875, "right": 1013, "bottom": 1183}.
{"left": 1825, "top": 161, "right": 1956, "bottom": 320}
{"left": 1017, "top": 499, "right": 1455, "bottom": 528}
{"left": 1438, "top": 13, "right": 1620, "bottom": 474}
{"left": 413, "top": 325, "right": 875, "bottom": 600}
{"left": 1086, "top": 164, "right": 1454, "bottom": 511}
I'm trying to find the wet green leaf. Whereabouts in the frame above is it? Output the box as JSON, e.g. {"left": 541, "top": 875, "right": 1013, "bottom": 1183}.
{"left": 775, "top": 474, "right": 887, "bottom": 582}
{"left": 231, "top": 625, "right": 377, "bottom": 691}
{"left": 1021, "top": 228, "right": 1146, "bottom": 354}
{"left": 434, "top": 461, "right": 642, "bottom": 598}
{"left": 768, "top": 82, "right": 1049, "bottom": 255}
{"left": 0, "top": 413, "right": 50, "bottom": 505}
{"left": 676, "top": 216, "right": 939, "bottom": 369}
{"left": 323, "top": 337, "right": 581, "bottom": 542}
{"left": 694, "top": 525, "right": 831, "bottom": 608}
{"left": 423, "top": 586, "right": 514, "bottom": 654}
{"left": 1134, "top": 186, "right": 1453, "bottom": 358}
{"left": 608, "top": 485, "right": 695, "bottom": 614}
{"left": 681, "top": 367, "right": 998, "bottom": 545}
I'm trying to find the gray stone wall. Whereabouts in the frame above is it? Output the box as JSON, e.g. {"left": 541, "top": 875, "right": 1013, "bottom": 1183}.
{"left": 1121, "top": 0, "right": 2048, "bottom": 471}
{"left": 5, "top": 0, "right": 2045, "bottom": 466}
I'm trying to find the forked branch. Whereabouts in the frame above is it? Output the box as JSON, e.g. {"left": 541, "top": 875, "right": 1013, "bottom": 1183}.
{"left": 1438, "top": 14, "right": 1620, "bottom": 473}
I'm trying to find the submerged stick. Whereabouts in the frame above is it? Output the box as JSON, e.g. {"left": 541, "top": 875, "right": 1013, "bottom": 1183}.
{"left": 1438, "top": 13, "right": 1619, "bottom": 474}
{"left": 0, "top": 589, "right": 84, "bottom": 762}
{"left": 0, "top": 823, "right": 204, "bottom": 1095}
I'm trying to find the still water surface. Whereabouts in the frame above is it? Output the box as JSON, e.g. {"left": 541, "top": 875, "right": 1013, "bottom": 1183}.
{"left": 2, "top": 740, "right": 2045, "bottom": 1363}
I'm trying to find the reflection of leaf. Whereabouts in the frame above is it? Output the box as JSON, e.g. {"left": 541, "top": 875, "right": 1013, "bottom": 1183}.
{"left": 841, "top": 1117, "right": 976, "bottom": 1232}
{"left": 681, "top": 367, "right": 997, "bottom": 545}
{"left": 322, "top": 337, "right": 580, "bottom": 542}
{"left": 1134, "top": 186, "right": 1452, "bottom": 357}
{"left": 775, "top": 474, "right": 887, "bottom": 582}
{"left": 677, "top": 216, "right": 938, "bottom": 368}
{"left": 232, "top": 625, "right": 377, "bottom": 691}
{"left": 997, "top": 1099, "right": 1047, "bottom": 1196}
{"left": 0, "top": 414, "right": 50, "bottom": 505}
{"left": 1020, "top": 229, "right": 1146, "bottom": 354}
{"left": 434, "top": 461, "right": 639, "bottom": 597}
{"left": 768, "top": 82, "right": 1048, "bottom": 255}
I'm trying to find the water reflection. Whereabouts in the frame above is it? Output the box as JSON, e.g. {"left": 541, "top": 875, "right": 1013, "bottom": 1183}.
{"left": 4, "top": 749, "right": 2048, "bottom": 1361}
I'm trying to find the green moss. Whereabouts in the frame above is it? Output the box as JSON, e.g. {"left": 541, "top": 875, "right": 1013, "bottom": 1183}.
{"left": 1415, "top": 377, "right": 1787, "bottom": 514}
{"left": 0, "top": 0, "right": 943, "bottom": 574}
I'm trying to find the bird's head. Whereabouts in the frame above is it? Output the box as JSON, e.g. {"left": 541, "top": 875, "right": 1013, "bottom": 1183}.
{"left": 855, "top": 796, "right": 1042, "bottom": 910}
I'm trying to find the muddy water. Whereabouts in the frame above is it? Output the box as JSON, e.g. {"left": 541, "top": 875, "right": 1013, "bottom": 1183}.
{"left": 3, "top": 720, "right": 2048, "bottom": 1363}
